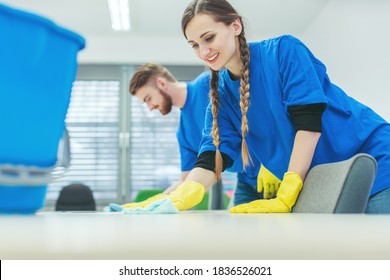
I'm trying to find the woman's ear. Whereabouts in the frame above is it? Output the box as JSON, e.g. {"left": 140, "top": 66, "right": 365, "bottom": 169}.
{"left": 231, "top": 18, "right": 242, "bottom": 36}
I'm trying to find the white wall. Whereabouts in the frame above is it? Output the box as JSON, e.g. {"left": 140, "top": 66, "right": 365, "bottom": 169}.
{"left": 79, "top": 36, "right": 200, "bottom": 65}
{"left": 300, "top": 0, "right": 390, "bottom": 121}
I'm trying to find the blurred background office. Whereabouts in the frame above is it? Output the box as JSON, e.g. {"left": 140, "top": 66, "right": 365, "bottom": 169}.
{"left": 3, "top": 0, "right": 390, "bottom": 209}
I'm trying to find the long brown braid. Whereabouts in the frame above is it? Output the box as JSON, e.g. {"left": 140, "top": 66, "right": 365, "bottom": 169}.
{"left": 209, "top": 70, "right": 223, "bottom": 178}
{"left": 182, "top": 0, "right": 251, "bottom": 177}
{"left": 237, "top": 18, "right": 252, "bottom": 168}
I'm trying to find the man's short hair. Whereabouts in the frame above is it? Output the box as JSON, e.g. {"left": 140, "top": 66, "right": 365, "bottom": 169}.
{"left": 129, "top": 63, "right": 177, "bottom": 95}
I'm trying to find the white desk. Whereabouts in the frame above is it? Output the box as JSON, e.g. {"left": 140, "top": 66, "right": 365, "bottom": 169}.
{"left": 1, "top": 211, "right": 389, "bottom": 259}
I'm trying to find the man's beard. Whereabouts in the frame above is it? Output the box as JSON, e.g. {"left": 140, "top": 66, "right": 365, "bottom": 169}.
{"left": 159, "top": 88, "right": 173, "bottom": 115}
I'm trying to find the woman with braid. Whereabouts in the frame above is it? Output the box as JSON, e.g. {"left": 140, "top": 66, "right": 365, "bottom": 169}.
{"left": 137, "top": 0, "right": 390, "bottom": 213}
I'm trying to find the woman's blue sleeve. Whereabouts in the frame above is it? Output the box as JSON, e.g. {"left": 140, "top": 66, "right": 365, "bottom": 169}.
{"left": 278, "top": 35, "right": 328, "bottom": 111}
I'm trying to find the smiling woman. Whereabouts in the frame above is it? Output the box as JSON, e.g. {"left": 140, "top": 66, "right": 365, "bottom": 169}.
{"left": 177, "top": 0, "right": 390, "bottom": 214}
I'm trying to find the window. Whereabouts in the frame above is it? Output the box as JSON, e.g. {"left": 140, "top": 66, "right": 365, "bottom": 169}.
{"left": 48, "top": 80, "right": 120, "bottom": 202}
{"left": 129, "top": 99, "right": 181, "bottom": 199}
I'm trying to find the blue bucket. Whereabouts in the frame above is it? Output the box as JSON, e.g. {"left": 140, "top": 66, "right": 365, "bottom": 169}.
{"left": 0, "top": 4, "right": 85, "bottom": 214}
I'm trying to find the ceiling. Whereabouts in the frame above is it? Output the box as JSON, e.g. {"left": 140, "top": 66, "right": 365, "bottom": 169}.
{"left": 1, "top": 0, "right": 331, "bottom": 64}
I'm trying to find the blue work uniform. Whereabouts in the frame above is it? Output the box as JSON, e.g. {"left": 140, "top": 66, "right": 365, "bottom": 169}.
{"left": 177, "top": 71, "right": 258, "bottom": 189}
{"left": 199, "top": 35, "right": 390, "bottom": 196}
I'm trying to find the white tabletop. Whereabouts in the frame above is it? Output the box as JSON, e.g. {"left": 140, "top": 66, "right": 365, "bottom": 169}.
{"left": 1, "top": 211, "right": 389, "bottom": 260}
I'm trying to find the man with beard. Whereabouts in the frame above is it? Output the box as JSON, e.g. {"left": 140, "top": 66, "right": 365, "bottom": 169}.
{"left": 127, "top": 63, "right": 264, "bottom": 209}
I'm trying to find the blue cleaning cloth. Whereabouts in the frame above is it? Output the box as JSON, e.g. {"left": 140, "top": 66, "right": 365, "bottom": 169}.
{"left": 104, "top": 197, "right": 179, "bottom": 214}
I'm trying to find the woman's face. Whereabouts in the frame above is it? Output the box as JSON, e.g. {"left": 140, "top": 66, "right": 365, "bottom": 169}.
{"left": 185, "top": 13, "right": 242, "bottom": 75}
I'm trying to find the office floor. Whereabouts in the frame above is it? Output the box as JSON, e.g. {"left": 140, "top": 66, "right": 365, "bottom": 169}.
{"left": 1, "top": 211, "right": 389, "bottom": 260}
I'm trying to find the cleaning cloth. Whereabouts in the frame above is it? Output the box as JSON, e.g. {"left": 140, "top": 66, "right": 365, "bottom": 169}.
{"left": 104, "top": 197, "right": 179, "bottom": 214}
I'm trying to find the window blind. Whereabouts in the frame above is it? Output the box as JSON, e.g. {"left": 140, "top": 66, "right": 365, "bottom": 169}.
{"left": 129, "top": 100, "right": 181, "bottom": 199}
{"left": 47, "top": 80, "right": 120, "bottom": 201}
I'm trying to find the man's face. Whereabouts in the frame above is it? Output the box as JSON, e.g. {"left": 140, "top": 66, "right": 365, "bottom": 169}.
{"left": 135, "top": 83, "right": 172, "bottom": 115}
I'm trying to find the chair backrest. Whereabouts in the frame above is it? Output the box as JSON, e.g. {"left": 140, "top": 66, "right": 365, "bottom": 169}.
{"left": 55, "top": 184, "right": 96, "bottom": 211}
{"left": 292, "top": 153, "right": 377, "bottom": 213}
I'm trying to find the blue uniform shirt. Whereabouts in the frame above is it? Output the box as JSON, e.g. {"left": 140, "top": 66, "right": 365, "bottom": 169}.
{"left": 199, "top": 35, "right": 390, "bottom": 195}
{"left": 177, "top": 71, "right": 258, "bottom": 185}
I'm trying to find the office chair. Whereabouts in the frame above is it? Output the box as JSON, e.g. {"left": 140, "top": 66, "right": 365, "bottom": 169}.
{"left": 55, "top": 184, "right": 96, "bottom": 211}
{"left": 293, "top": 153, "right": 377, "bottom": 213}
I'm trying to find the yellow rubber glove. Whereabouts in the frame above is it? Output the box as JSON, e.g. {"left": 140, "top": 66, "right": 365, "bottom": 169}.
{"left": 257, "top": 165, "right": 281, "bottom": 199}
{"left": 122, "top": 193, "right": 167, "bottom": 209}
{"left": 230, "top": 172, "right": 303, "bottom": 213}
{"left": 169, "top": 181, "right": 205, "bottom": 211}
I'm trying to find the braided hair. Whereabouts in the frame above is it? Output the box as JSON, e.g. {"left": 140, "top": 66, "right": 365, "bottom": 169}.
{"left": 182, "top": 0, "right": 251, "bottom": 178}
